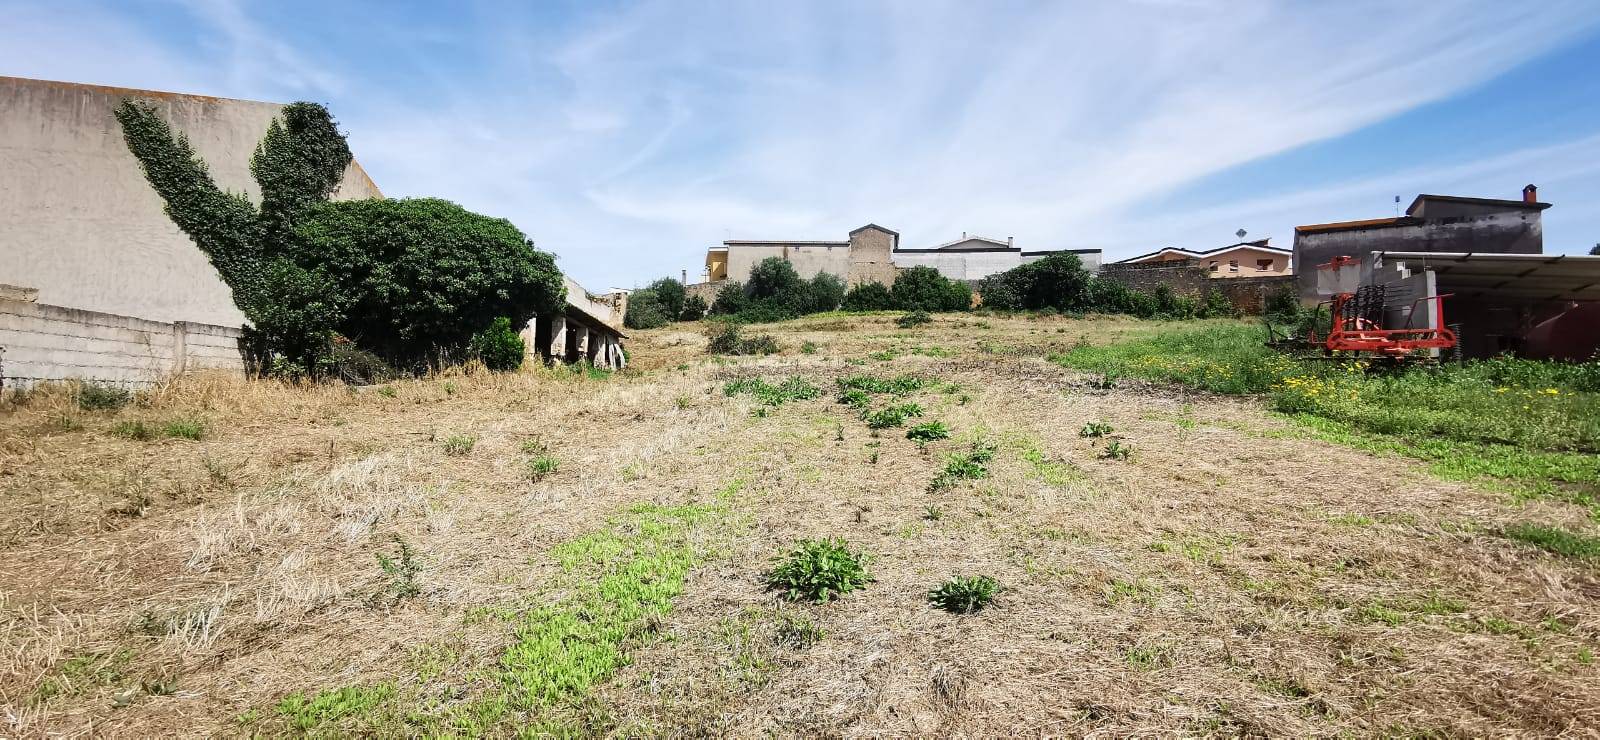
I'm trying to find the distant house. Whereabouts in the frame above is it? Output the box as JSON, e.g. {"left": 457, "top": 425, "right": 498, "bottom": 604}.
{"left": 1112, "top": 239, "right": 1292, "bottom": 278}
{"left": 701, "top": 225, "right": 1101, "bottom": 290}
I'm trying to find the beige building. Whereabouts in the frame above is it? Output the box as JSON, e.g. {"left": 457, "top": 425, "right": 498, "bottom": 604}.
{"left": 1113, "top": 239, "right": 1293, "bottom": 278}
{"left": 702, "top": 224, "right": 1102, "bottom": 289}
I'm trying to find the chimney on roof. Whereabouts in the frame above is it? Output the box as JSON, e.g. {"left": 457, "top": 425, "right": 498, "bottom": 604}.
{"left": 1524, "top": 184, "right": 1538, "bottom": 203}
{"left": 1008, "top": 236, "right": 1014, "bottom": 247}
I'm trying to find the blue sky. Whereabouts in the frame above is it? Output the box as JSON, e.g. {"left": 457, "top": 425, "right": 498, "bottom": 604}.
{"left": 5, "top": 1, "right": 1600, "bottom": 290}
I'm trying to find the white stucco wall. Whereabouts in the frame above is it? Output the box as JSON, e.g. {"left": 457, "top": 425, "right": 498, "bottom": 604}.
{"left": 724, "top": 243, "right": 852, "bottom": 283}
{"left": 891, "top": 251, "right": 1023, "bottom": 281}
{"left": 0, "top": 76, "right": 383, "bottom": 327}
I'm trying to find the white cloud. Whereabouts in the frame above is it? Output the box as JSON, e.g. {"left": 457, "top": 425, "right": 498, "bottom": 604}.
{"left": 4, "top": 0, "right": 1599, "bottom": 285}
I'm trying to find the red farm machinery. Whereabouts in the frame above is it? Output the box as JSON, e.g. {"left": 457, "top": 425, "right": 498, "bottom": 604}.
{"left": 1267, "top": 255, "right": 1457, "bottom": 362}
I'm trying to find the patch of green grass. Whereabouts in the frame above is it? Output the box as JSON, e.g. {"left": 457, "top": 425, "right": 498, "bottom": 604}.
{"left": 766, "top": 538, "right": 872, "bottom": 604}
{"left": 773, "top": 612, "right": 825, "bottom": 649}
{"left": 1500, "top": 523, "right": 1600, "bottom": 560}
{"left": 162, "top": 417, "right": 205, "bottom": 440}
{"left": 1124, "top": 642, "right": 1175, "bottom": 670}
{"left": 111, "top": 419, "right": 155, "bottom": 440}
{"left": 442, "top": 434, "right": 476, "bottom": 456}
{"left": 277, "top": 684, "right": 398, "bottom": 734}
{"left": 724, "top": 376, "right": 822, "bottom": 407}
{"left": 922, "top": 505, "right": 944, "bottom": 521}
{"left": 1329, "top": 512, "right": 1375, "bottom": 527}
{"left": 800, "top": 340, "right": 818, "bottom": 354}
{"left": 375, "top": 386, "right": 398, "bottom": 398}
{"left": 34, "top": 650, "right": 133, "bottom": 702}
{"left": 1019, "top": 443, "right": 1081, "bottom": 486}
{"left": 928, "top": 575, "right": 1000, "bottom": 614}
{"left": 1054, "top": 323, "right": 1600, "bottom": 504}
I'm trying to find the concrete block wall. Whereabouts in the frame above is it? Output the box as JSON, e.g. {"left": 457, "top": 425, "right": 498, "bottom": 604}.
{"left": 0, "top": 298, "right": 244, "bottom": 388}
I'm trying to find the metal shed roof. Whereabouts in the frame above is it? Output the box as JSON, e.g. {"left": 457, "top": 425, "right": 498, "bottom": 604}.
{"left": 1375, "top": 252, "right": 1600, "bottom": 302}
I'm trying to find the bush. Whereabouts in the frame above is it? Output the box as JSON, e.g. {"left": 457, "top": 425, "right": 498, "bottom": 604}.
{"left": 624, "top": 288, "right": 672, "bottom": 330}
{"left": 709, "top": 281, "right": 750, "bottom": 316}
{"left": 1199, "top": 287, "right": 1237, "bottom": 319}
{"left": 323, "top": 340, "right": 400, "bottom": 384}
{"left": 76, "top": 383, "right": 131, "bottom": 411}
{"left": 891, "top": 266, "right": 970, "bottom": 312}
{"left": 806, "top": 273, "right": 846, "bottom": 314}
{"left": 928, "top": 575, "right": 1000, "bottom": 614}
{"left": 706, "top": 321, "right": 778, "bottom": 355}
{"left": 896, "top": 310, "right": 932, "bottom": 328}
{"left": 469, "top": 317, "right": 525, "bottom": 372}
{"left": 679, "top": 293, "right": 708, "bottom": 321}
{"left": 843, "top": 281, "right": 894, "bottom": 311}
{"left": 646, "top": 278, "right": 686, "bottom": 320}
{"left": 118, "top": 100, "right": 565, "bottom": 375}
{"left": 766, "top": 538, "right": 872, "bottom": 603}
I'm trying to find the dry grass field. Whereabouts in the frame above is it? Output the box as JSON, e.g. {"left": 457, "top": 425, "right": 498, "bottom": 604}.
{"left": 3, "top": 312, "right": 1598, "bottom": 736}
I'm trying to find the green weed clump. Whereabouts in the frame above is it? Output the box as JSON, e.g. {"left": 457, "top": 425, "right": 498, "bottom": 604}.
{"left": 277, "top": 685, "right": 398, "bottom": 734}
{"left": 376, "top": 537, "right": 423, "bottom": 599}
{"left": 75, "top": 383, "right": 132, "bottom": 411}
{"left": 1079, "top": 421, "right": 1114, "bottom": 438}
{"left": 526, "top": 455, "right": 559, "bottom": 481}
{"left": 163, "top": 418, "right": 206, "bottom": 440}
{"left": 442, "top": 434, "right": 476, "bottom": 456}
{"left": 864, "top": 402, "right": 924, "bottom": 429}
{"left": 837, "top": 374, "right": 927, "bottom": 396}
{"left": 928, "top": 575, "right": 1000, "bottom": 614}
{"left": 111, "top": 420, "right": 155, "bottom": 441}
{"left": 906, "top": 420, "right": 951, "bottom": 442}
{"left": 929, "top": 441, "right": 997, "bottom": 491}
{"left": 896, "top": 310, "right": 933, "bottom": 328}
{"left": 1100, "top": 440, "right": 1133, "bottom": 460}
{"left": 766, "top": 538, "right": 872, "bottom": 604}
{"left": 723, "top": 376, "right": 821, "bottom": 406}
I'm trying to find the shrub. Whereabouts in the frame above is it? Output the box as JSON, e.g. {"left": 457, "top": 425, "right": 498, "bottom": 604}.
{"left": 117, "top": 100, "right": 564, "bottom": 375}
{"left": 709, "top": 280, "right": 750, "bottom": 316}
{"left": 324, "top": 340, "right": 400, "bottom": 384}
{"left": 891, "top": 266, "right": 970, "bottom": 312}
{"left": 706, "top": 321, "right": 778, "bottom": 355}
{"left": 928, "top": 575, "right": 1000, "bottom": 614}
{"left": 1199, "top": 287, "right": 1237, "bottom": 319}
{"left": 806, "top": 273, "right": 847, "bottom": 314}
{"left": 624, "top": 289, "right": 672, "bottom": 330}
{"left": 442, "top": 434, "right": 476, "bottom": 456}
{"left": 766, "top": 538, "right": 872, "bottom": 603}
{"left": 679, "top": 293, "right": 708, "bottom": 321}
{"left": 75, "top": 383, "right": 132, "bottom": 411}
{"left": 896, "top": 310, "right": 932, "bottom": 328}
{"left": 646, "top": 278, "right": 687, "bottom": 320}
{"left": 163, "top": 418, "right": 205, "bottom": 440}
{"left": 469, "top": 317, "right": 525, "bottom": 372}
{"left": 906, "top": 421, "right": 951, "bottom": 442}
{"left": 843, "top": 281, "right": 894, "bottom": 311}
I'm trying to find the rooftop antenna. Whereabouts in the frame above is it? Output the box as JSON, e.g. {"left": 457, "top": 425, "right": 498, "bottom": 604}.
{"left": 1394, "top": 195, "right": 1401, "bottom": 217}
{"left": 1235, "top": 228, "right": 1247, "bottom": 241}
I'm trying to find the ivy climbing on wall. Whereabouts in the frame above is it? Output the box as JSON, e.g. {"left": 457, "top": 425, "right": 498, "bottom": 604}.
{"left": 115, "top": 99, "right": 565, "bottom": 376}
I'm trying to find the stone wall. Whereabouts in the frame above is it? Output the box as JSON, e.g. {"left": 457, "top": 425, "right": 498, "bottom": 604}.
{"left": 1213, "top": 275, "right": 1297, "bottom": 315}
{"left": 0, "top": 298, "right": 245, "bottom": 388}
{"left": 1096, "top": 260, "right": 1211, "bottom": 298}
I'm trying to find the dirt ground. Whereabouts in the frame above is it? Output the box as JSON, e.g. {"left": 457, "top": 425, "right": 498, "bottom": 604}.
{"left": 3, "top": 312, "right": 1597, "bottom": 736}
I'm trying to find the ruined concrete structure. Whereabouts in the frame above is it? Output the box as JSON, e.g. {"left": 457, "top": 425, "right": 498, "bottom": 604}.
{"left": 1292, "top": 187, "right": 1548, "bottom": 301}
{"left": 700, "top": 224, "right": 1101, "bottom": 296}
{"left": 0, "top": 76, "right": 622, "bottom": 385}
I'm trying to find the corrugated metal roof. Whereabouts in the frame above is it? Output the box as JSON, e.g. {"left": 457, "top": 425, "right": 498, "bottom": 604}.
{"left": 1376, "top": 252, "right": 1600, "bottom": 302}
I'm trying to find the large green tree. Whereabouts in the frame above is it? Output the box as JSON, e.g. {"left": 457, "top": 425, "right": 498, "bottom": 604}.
{"left": 116, "top": 100, "right": 563, "bottom": 374}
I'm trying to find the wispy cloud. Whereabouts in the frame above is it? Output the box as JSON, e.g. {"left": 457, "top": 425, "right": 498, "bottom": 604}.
{"left": 4, "top": 0, "right": 1599, "bottom": 285}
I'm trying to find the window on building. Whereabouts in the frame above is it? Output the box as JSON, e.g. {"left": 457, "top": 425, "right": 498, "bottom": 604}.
{"left": 1228, "top": 259, "right": 1239, "bottom": 272}
{"left": 1256, "top": 258, "right": 1273, "bottom": 271}
{"left": 1208, "top": 261, "right": 1218, "bottom": 272}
